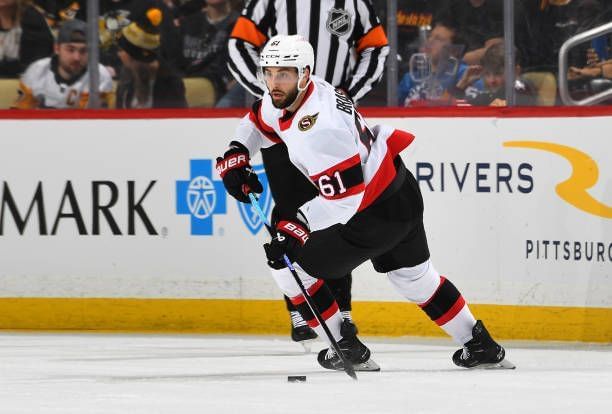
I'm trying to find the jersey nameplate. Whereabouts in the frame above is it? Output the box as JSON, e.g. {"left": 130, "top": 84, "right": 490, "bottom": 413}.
{"left": 335, "top": 89, "right": 353, "bottom": 115}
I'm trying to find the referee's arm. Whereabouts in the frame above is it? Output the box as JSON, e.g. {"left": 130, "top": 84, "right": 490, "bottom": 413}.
{"left": 347, "top": 0, "right": 390, "bottom": 103}
{"left": 227, "top": 0, "right": 270, "bottom": 98}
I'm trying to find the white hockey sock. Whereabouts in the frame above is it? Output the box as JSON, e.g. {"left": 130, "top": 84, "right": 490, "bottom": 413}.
{"left": 438, "top": 304, "right": 477, "bottom": 345}
{"left": 387, "top": 260, "right": 476, "bottom": 345}
{"left": 312, "top": 310, "right": 343, "bottom": 344}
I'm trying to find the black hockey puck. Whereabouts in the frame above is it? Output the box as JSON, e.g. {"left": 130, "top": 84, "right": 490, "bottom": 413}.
{"left": 287, "top": 375, "right": 307, "bottom": 382}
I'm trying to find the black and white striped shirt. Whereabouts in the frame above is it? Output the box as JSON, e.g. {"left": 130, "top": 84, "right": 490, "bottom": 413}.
{"left": 228, "top": 0, "right": 389, "bottom": 102}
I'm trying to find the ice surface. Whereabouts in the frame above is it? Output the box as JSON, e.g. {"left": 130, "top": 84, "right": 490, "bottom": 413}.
{"left": 0, "top": 333, "right": 610, "bottom": 413}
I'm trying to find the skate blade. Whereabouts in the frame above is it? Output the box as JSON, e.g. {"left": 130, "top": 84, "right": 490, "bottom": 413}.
{"left": 472, "top": 358, "right": 516, "bottom": 370}
{"left": 326, "top": 358, "right": 381, "bottom": 372}
{"left": 297, "top": 339, "right": 316, "bottom": 353}
{"left": 353, "top": 358, "right": 381, "bottom": 372}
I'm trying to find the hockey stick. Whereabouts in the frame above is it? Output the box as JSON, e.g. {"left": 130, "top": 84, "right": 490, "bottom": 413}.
{"left": 248, "top": 192, "right": 358, "bottom": 381}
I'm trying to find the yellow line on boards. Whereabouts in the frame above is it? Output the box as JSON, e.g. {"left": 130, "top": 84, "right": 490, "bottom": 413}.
{"left": 0, "top": 298, "right": 610, "bottom": 343}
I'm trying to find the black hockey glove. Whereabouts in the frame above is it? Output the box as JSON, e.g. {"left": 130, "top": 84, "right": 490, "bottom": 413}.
{"left": 215, "top": 141, "right": 263, "bottom": 203}
{"left": 264, "top": 218, "right": 310, "bottom": 268}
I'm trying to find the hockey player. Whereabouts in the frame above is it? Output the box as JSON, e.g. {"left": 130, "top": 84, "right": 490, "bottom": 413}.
{"left": 13, "top": 18, "right": 114, "bottom": 109}
{"left": 227, "top": 0, "right": 390, "bottom": 344}
{"left": 216, "top": 35, "right": 513, "bottom": 371}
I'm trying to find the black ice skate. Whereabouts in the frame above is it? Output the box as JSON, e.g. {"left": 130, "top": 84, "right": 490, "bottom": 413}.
{"left": 291, "top": 325, "right": 318, "bottom": 342}
{"left": 290, "top": 312, "right": 317, "bottom": 352}
{"left": 317, "top": 319, "right": 380, "bottom": 372}
{"left": 341, "top": 317, "right": 359, "bottom": 335}
{"left": 453, "top": 320, "right": 515, "bottom": 369}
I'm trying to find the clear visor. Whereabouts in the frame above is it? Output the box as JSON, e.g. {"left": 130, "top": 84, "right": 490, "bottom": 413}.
{"left": 258, "top": 67, "right": 300, "bottom": 85}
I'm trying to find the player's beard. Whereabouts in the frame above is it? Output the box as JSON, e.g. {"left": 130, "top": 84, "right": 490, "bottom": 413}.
{"left": 270, "top": 87, "right": 299, "bottom": 109}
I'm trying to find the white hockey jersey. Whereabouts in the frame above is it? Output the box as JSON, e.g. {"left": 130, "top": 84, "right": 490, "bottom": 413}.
{"left": 234, "top": 76, "right": 415, "bottom": 231}
{"left": 14, "top": 56, "right": 114, "bottom": 109}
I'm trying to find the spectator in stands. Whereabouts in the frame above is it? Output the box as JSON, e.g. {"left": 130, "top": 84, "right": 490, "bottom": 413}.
{"left": 398, "top": 18, "right": 483, "bottom": 106}
{"left": 115, "top": 3, "right": 186, "bottom": 108}
{"left": 568, "top": 53, "right": 612, "bottom": 103}
{"left": 515, "top": 0, "right": 607, "bottom": 73}
{"left": 98, "top": 2, "right": 133, "bottom": 78}
{"left": 51, "top": 1, "right": 182, "bottom": 78}
{"left": 452, "top": 43, "right": 537, "bottom": 106}
{"left": 13, "top": 18, "right": 114, "bottom": 108}
{"left": 442, "top": 0, "right": 503, "bottom": 65}
{"left": 55, "top": 0, "right": 81, "bottom": 21}
{"left": 162, "top": 0, "right": 205, "bottom": 21}
{"left": 372, "top": 0, "right": 443, "bottom": 104}
{"left": 569, "top": 59, "right": 612, "bottom": 80}
{"left": 568, "top": 0, "right": 610, "bottom": 65}
{"left": 54, "top": 1, "right": 149, "bottom": 21}
{"left": 562, "top": 0, "right": 612, "bottom": 97}
{"left": 0, "top": 0, "right": 54, "bottom": 77}
{"left": 514, "top": 0, "right": 611, "bottom": 104}
{"left": 175, "top": 0, "right": 237, "bottom": 104}
{"left": 394, "top": 0, "right": 443, "bottom": 61}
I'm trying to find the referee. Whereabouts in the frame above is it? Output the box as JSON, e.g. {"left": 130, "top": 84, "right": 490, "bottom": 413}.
{"left": 227, "top": 0, "right": 389, "bottom": 343}
{"left": 228, "top": 0, "right": 388, "bottom": 101}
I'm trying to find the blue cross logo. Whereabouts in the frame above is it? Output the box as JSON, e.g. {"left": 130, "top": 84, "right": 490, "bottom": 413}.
{"left": 176, "top": 159, "right": 226, "bottom": 235}
{"left": 237, "top": 164, "right": 273, "bottom": 235}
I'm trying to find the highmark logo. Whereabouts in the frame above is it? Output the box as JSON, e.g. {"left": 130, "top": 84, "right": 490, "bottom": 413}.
{"left": 238, "top": 164, "right": 273, "bottom": 235}
{"left": 504, "top": 141, "right": 611, "bottom": 219}
{"left": 176, "top": 159, "right": 227, "bottom": 235}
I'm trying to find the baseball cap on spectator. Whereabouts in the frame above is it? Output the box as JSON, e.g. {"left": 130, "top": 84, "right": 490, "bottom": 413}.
{"left": 117, "top": 4, "right": 163, "bottom": 63}
{"left": 57, "top": 19, "right": 87, "bottom": 44}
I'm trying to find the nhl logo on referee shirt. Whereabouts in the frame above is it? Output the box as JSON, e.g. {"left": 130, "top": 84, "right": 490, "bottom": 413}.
{"left": 298, "top": 113, "right": 319, "bottom": 131}
{"left": 326, "top": 8, "right": 352, "bottom": 36}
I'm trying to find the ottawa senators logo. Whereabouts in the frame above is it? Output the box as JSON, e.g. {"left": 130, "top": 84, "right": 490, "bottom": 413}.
{"left": 298, "top": 113, "right": 319, "bottom": 131}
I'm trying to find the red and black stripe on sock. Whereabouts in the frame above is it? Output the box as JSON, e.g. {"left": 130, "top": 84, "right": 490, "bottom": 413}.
{"left": 419, "top": 276, "right": 466, "bottom": 326}
{"left": 290, "top": 279, "right": 339, "bottom": 328}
